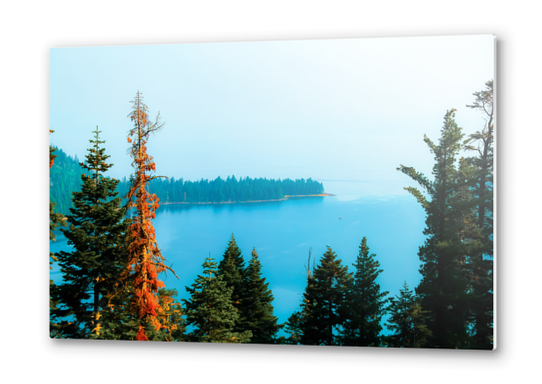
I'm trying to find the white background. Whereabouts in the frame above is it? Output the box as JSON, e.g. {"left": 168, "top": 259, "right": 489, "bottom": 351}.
{"left": 1, "top": 1, "right": 538, "bottom": 382}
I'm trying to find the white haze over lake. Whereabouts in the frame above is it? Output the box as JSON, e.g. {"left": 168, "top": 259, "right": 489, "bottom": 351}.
{"left": 50, "top": 35, "right": 494, "bottom": 197}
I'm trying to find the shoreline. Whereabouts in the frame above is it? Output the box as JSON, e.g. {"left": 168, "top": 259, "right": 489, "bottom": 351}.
{"left": 159, "top": 193, "right": 335, "bottom": 206}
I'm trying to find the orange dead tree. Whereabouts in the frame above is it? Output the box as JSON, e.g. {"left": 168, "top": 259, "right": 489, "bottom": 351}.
{"left": 124, "top": 91, "right": 178, "bottom": 341}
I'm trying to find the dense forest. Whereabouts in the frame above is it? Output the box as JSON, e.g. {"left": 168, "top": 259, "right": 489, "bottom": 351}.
{"left": 50, "top": 151, "right": 324, "bottom": 216}
{"left": 50, "top": 83, "right": 494, "bottom": 348}
{"left": 49, "top": 147, "right": 85, "bottom": 216}
{"left": 117, "top": 175, "right": 325, "bottom": 205}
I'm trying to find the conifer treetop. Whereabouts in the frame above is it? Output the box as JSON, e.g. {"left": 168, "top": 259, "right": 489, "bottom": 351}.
{"left": 122, "top": 92, "right": 177, "bottom": 341}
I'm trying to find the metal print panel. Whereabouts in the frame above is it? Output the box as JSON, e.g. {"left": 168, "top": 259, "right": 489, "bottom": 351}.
{"left": 49, "top": 35, "right": 495, "bottom": 349}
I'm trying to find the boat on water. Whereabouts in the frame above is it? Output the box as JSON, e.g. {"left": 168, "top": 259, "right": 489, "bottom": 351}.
{"left": 338, "top": 217, "right": 343, "bottom": 219}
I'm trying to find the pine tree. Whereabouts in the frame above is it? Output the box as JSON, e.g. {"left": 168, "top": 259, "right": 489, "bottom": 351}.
{"left": 386, "top": 282, "right": 431, "bottom": 348}
{"left": 463, "top": 80, "right": 494, "bottom": 349}
{"left": 341, "top": 237, "right": 389, "bottom": 347}
{"left": 217, "top": 234, "right": 248, "bottom": 333}
{"left": 398, "top": 110, "right": 472, "bottom": 348}
{"left": 51, "top": 127, "right": 128, "bottom": 339}
{"left": 156, "top": 288, "right": 186, "bottom": 341}
{"left": 244, "top": 248, "right": 280, "bottom": 343}
{"left": 184, "top": 257, "right": 252, "bottom": 343}
{"left": 279, "top": 311, "right": 304, "bottom": 345}
{"left": 300, "top": 247, "right": 352, "bottom": 346}
{"left": 122, "top": 91, "right": 178, "bottom": 341}
{"left": 93, "top": 282, "right": 134, "bottom": 340}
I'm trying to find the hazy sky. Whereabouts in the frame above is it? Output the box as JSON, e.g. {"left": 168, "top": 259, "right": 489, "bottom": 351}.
{"left": 50, "top": 35, "right": 494, "bottom": 196}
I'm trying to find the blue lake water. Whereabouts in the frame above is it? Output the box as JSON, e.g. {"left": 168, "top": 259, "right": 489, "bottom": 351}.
{"left": 50, "top": 181, "right": 427, "bottom": 333}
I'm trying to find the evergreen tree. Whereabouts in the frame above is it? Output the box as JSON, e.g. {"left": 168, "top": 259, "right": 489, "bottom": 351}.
{"left": 463, "top": 80, "right": 494, "bottom": 349}
{"left": 184, "top": 257, "right": 252, "bottom": 343}
{"left": 244, "top": 248, "right": 280, "bottom": 343}
{"left": 51, "top": 127, "right": 128, "bottom": 339}
{"left": 398, "top": 110, "right": 472, "bottom": 348}
{"left": 300, "top": 247, "right": 352, "bottom": 346}
{"left": 217, "top": 234, "right": 248, "bottom": 334}
{"left": 96, "top": 286, "right": 186, "bottom": 341}
{"left": 156, "top": 288, "right": 186, "bottom": 341}
{"left": 122, "top": 91, "right": 178, "bottom": 341}
{"left": 386, "top": 282, "right": 431, "bottom": 348}
{"left": 341, "top": 237, "right": 389, "bottom": 347}
{"left": 93, "top": 281, "right": 135, "bottom": 340}
{"left": 279, "top": 311, "right": 304, "bottom": 345}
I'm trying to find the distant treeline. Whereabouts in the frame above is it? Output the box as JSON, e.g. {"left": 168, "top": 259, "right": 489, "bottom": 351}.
{"left": 50, "top": 146, "right": 325, "bottom": 216}
{"left": 49, "top": 147, "right": 85, "bottom": 216}
{"left": 118, "top": 176, "right": 325, "bottom": 204}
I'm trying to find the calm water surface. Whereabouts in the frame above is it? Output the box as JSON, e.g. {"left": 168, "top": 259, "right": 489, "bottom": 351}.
{"left": 50, "top": 181, "right": 427, "bottom": 330}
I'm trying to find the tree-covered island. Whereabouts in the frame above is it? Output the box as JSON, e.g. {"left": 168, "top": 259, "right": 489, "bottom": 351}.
{"left": 51, "top": 154, "right": 330, "bottom": 216}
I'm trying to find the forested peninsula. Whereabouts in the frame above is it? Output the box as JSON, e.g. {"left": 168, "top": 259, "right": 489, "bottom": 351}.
{"left": 50, "top": 147, "right": 327, "bottom": 215}
{"left": 49, "top": 148, "right": 85, "bottom": 216}
{"left": 118, "top": 176, "right": 328, "bottom": 205}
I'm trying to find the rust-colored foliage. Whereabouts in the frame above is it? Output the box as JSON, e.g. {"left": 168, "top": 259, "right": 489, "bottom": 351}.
{"left": 49, "top": 129, "right": 56, "bottom": 169}
{"left": 122, "top": 92, "right": 176, "bottom": 340}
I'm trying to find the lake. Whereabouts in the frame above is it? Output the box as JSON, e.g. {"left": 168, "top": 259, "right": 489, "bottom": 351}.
{"left": 50, "top": 181, "right": 427, "bottom": 333}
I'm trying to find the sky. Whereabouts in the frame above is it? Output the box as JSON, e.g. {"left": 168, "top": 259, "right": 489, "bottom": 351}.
{"left": 50, "top": 34, "right": 494, "bottom": 196}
